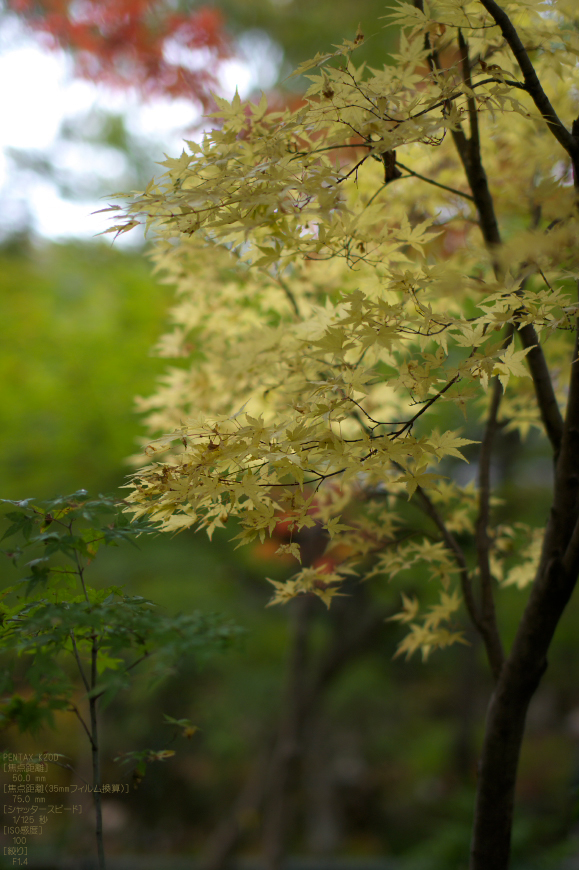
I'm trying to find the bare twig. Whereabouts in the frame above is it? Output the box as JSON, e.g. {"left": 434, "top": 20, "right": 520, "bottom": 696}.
{"left": 395, "top": 160, "right": 475, "bottom": 201}
{"left": 409, "top": 76, "right": 527, "bottom": 122}
{"left": 70, "top": 630, "right": 90, "bottom": 693}
{"left": 90, "top": 636, "right": 106, "bottom": 870}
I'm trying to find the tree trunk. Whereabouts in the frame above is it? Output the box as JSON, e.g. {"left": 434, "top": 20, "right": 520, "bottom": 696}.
{"left": 471, "top": 552, "right": 579, "bottom": 867}
{"left": 471, "top": 311, "right": 579, "bottom": 868}
{"left": 452, "top": 630, "right": 480, "bottom": 784}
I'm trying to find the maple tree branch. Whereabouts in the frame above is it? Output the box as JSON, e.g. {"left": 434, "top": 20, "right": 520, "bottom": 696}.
{"left": 411, "top": 482, "right": 505, "bottom": 678}
{"left": 389, "top": 374, "right": 461, "bottom": 438}
{"left": 395, "top": 160, "right": 474, "bottom": 201}
{"left": 517, "top": 323, "right": 563, "bottom": 457}
{"left": 437, "top": 31, "right": 563, "bottom": 458}
{"left": 562, "top": 513, "right": 579, "bottom": 579}
{"left": 470, "top": 304, "right": 579, "bottom": 870}
{"left": 431, "top": 33, "right": 502, "bottom": 250}
{"left": 551, "top": 297, "right": 579, "bottom": 546}
{"left": 412, "top": 0, "right": 571, "bottom": 165}
{"left": 475, "top": 372, "right": 507, "bottom": 682}
{"left": 409, "top": 76, "right": 527, "bottom": 122}
{"left": 69, "top": 703, "right": 96, "bottom": 750}
{"left": 289, "top": 142, "right": 372, "bottom": 162}
{"left": 458, "top": 29, "right": 481, "bottom": 155}
{"left": 70, "top": 629, "right": 90, "bottom": 694}
{"left": 565, "top": 291, "right": 579, "bottom": 431}
{"left": 276, "top": 275, "right": 300, "bottom": 317}
{"left": 452, "top": 120, "right": 501, "bottom": 247}
{"left": 414, "top": 0, "right": 440, "bottom": 70}
{"left": 337, "top": 153, "right": 371, "bottom": 183}
{"left": 412, "top": 485, "right": 474, "bottom": 599}
{"left": 476, "top": 0, "right": 579, "bottom": 166}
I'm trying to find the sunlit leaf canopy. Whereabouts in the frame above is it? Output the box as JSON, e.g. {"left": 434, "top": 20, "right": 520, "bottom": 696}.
{"left": 111, "top": 0, "right": 579, "bottom": 657}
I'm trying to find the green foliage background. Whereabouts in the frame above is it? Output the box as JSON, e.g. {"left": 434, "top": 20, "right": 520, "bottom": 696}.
{"left": 0, "top": 240, "right": 171, "bottom": 499}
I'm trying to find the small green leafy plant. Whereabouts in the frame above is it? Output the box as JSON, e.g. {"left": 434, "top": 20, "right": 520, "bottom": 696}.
{"left": 0, "top": 491, "right": 239, "bottom": 869}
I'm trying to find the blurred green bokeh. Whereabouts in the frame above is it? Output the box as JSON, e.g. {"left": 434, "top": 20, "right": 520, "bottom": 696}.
{"left": 0, "top": 239, "right": 171, "bottom": 499}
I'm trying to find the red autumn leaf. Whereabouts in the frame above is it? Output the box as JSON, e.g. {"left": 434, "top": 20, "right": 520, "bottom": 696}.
{"left": 7, "top": 0, "right": 231, "bottom": 105}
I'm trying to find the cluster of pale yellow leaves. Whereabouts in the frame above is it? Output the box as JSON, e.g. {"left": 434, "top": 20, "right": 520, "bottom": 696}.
{"left": 113, "top": 0, "right": 579, "bottom": 658}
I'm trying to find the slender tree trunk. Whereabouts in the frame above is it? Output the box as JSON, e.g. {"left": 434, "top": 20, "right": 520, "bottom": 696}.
{"left": 471, "top": 321, "right": 579, "bottom": 867}
{"left": 470, "top": 556, "right": 578, "bottom": 868}
{"left": 409, "top": 6, "right": 579, "bottom": 860}
{"left": 90, "top": 637, "right": 106, "bottom": 870}
{"left": 452, "top": 630, "right": 479, "bottom": 783}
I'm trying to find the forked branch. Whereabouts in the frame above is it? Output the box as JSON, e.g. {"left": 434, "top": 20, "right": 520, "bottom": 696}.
{"left": 412, "top": 484, "right": 504, "bottom": 680}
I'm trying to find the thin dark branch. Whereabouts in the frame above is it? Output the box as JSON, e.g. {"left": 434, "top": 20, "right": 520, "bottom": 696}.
{"left": 124, "top": 652, "right": 150, "bottom": 673}
{"left": 389, "top": 374, "right": 461, "bottom": 437}
{"left": 90, "top": 635, "right": 106, "bottom": 870}
{"left": 70, "top": 630, "right": 90, "bottom": 693}
{"left": 517, "top": 323, "right": 563, "bottom": 457}
{"left": 415, "top": 0, "right": 440, "bottom": 72}
{"left": 289, "top": 143, "right": 372, "bottom": 161}
{"left": 337, "top": 153, "right": 371, "bottom": 183}
{"left": 346, "top": 396, "right": 386, "bottom": 428}
{"left": 476, "top": 0, "right": 579, "bottom": 164}
{"left": 458, "top": 29, "right": 481, "bottom": 156}
{"left": 364, "top": 182, "right": 387, "bottom": 209}
{"left": 409, "top": 480, "right": 506, "bottom": 677}
{"left": 412, "top": 483, "right": 477, "bottom": 615}
{"left": 409, "top": 76, "right": 527, "bottom": 122}
{"left": 475, "top": 368, "right": 508, "bottom": 682}
{"left": 432, "top": 32, "right": 503, "bottom": 249}
{"left": 276, "top": 275, "right": 300, "bottom": 317}
{"left": 395, "top": 160, "right": 475, "bottom": 201}
{"left": 69, "top": 703, "right": 96, "bottom": 750}
{"left": 73, "top": 548, "right": 90, "bottom": 603}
